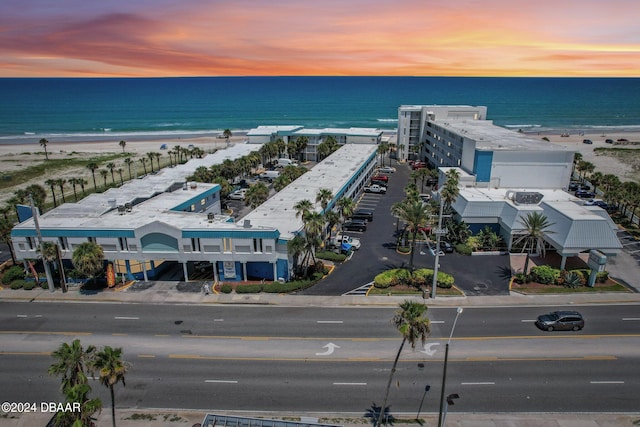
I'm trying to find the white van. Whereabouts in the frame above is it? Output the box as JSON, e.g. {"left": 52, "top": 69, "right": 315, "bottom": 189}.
{"left": 277, "top": 158, "right": 296, "bottom": 167}
{"left": 259, "top": 170, "right": 280, "bottom": 180}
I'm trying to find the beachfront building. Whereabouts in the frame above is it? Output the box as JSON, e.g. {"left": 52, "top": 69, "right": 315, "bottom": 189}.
{"left": 247, "top": 125, "right": 383, "bottom": 162}
{"left": 10, "top": 142, "right": 378, "bottom": 283}
{"left": 397, "top": 104, "right": 622, "bottom": 268}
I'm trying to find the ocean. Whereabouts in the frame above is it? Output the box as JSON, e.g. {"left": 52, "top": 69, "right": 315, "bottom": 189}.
{"left": 1, "top": 76, "right": 639, "bottom": 143}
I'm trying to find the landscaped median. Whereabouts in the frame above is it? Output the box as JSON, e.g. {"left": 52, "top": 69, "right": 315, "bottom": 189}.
{"left": 367, "top": 267, "right": 463, "bottom": 296}
{"left": 510, "top": 265, "right": 631, "bottom": 294}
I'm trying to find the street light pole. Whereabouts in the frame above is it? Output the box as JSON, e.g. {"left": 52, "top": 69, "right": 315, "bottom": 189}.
{"left": 430, "top": 195, "right": 447, "bottom": 299}
{"left": 437, "top": 307, "right": 463, "bottom": 427}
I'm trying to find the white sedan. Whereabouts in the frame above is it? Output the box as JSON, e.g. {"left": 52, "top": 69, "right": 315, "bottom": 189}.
{"left": 378, "top": 166, "right": 396, "bottom": 173}
{"left": 228, "top": 189, "right": 247, "bottom": 200}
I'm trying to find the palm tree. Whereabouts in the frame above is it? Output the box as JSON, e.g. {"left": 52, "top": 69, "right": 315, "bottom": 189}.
{"left": 124, "top": 157, "right": 134, "bottom": 179}
{"left": 377, "top": 143, "right": 389, "bottom": 167}
{"left": 117, "top": 168, "right": 124, "bottom": 186}
{"left": 106, "top": 162, "right": 117, "bottom": 184}
{"left": 48, "top": 339, "right": 97, "bottom": 394}
{"left": 576, "top": 160, "right": 595, "bottom": 184}
{"left": 91, "top": 346, "right": 129, "bottom": 427}
{"left": 86, "top": 162, "right": 99, "bottom": 190}
{"left": 376, "top": 300, "right": 431, "bottom": 427}
{"left": 391, "top": 199, "right": 429, "bottom": 270}
{"left": 440, "top": 169, "right": 461, "bottom": 209}
{"left": 336, "top": 197, "right": 355, "bottom": 227}
{"left": 39, "top": 138, "right": 49, "bottom": 160}
{"left": 25, "top": 183, "right": 47, "bottom": 213}
{"left": 118, "top": 140, "right": 127, "bottom": 153}
{"left": 72, "top": 241, "right": 105, "bottom": 279}
{"left": 38, "top": 241, "right": 59, "bottom": 291}
{"left": 245, "top": 183, "right": 269, "bottom": 208}
{"left": 294, "top": 199, "right": 313, "bottom": 222}
{"left": 56, "top": 178, "right": 67, "bottom": 203}
{"left": 69, "top": 178, "right": 79, "bottom": 201}
{"left": 512, "top": 212, "right": 555, "bottom": 274}
{"left": 100, "top": 169, "right": 109, "bottom": 188}
{"left": 315, "top": 188, "right": 333, "bottom": 213}
{"left": 146, "top": 152, "right": 156, "bottom": 173}
{"left": 223, "top": 128, "right": 232, "bottom": 147}
{"left": 139, "top": 157, "right": 148, "bottom": 175}
{"left": 45, "top": 179, "right": 58, "bottom": 208}
{"left": 0, "top": 217, "right": 17, "bottom": 264}
{"left": 78, "top": 178, "right": 88, "bottom": 197}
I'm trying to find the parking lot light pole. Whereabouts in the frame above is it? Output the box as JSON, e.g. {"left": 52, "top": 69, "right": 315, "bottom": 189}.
{"left": 437, "top": 307, "right": 463, "bottom": 427}
{"left": 430, "top": 195, "right": 449, "bottom": 299}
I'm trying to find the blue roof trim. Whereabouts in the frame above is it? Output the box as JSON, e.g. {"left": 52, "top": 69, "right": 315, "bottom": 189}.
{"left": 11, "top": 229, "right": 136, "bottom": 238}
{"left": 170, "top": 185, "right": 220, "bottom": 212}
{"left": 326, "top": 149, "right": 377, "bottom": 212}
{"left": 183, "top": 229, "right": 280, "bottom": 239}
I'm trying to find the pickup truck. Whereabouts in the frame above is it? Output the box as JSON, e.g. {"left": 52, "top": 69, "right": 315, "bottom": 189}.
{"left": 364, "top": 184, "right": 387, "bottom": 194}
{"left": 329, "top": 234, "right": 361, "bottom": 251}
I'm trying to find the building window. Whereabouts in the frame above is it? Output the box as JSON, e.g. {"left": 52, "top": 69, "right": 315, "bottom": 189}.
{"left": 118, "top": 237, "right": 129, "bottom": 251}
{"left": 223, "top": 238, "right": 232, "bottom": 253}
{"left": 253, "top": 238, "right": 263, "bottom": 253}
{"left": 191, "top": 238, "right": 201, "bottom": 252}
{"left": 26, "top": 237, "right": 35, "bottom": 250}
{"left": 88, "top": 237, "right": 96, "bottom": 243}
{"left": 58, "top": 237, "right": 68, "bottom": 251}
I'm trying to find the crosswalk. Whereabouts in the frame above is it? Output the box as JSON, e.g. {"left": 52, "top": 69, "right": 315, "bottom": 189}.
{"left": 342, "top": 281, "right": 374, "bottom": 296}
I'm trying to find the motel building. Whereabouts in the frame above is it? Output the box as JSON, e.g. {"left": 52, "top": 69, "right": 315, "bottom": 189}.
{"left": 10, "top": 141, "right": 378, "bottom": 284}
{"left": 397, "top": 105, "right": 622, "bottom": 269}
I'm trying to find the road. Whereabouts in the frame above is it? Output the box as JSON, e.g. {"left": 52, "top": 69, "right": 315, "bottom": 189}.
{"left": 1, "top": 302, "right": 639, "bottom": 415}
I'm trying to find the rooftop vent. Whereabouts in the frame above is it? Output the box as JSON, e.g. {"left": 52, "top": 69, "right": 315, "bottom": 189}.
{"left": 243, "top": 219, "right": 252, "bottom": 228}
{"left": 117, "top": 205, "right": 126, "bottom": 215}
{"left": 124, "top": 202, "right": 132, "bottom": 212}
{"left": 207, "top": 212, "right": 215, "bottom": 223}
{"left": 508, "top": 191, "right": 544, "bottom": 205}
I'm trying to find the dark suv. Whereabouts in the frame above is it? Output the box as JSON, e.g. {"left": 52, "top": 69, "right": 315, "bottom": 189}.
{"left": 351, "top": 208, "right": 374, "bottom": 222}
{"left": 343, "top": 219, "right": 367, "bottom": 232}
{"left": 536, "top": 311, "right": 584, "bottom": 331}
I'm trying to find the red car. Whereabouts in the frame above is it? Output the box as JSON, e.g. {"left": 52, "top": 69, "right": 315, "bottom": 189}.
{"left": 371, "top": 174, "right": 388, "bottom": 182}
{"left": 412, "top": 161, "right": 427, "bottom": 170}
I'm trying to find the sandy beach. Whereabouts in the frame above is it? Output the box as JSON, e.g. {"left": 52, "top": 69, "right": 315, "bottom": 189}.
{"left": 1, "top": 128, "right": 639, "bottom": 206}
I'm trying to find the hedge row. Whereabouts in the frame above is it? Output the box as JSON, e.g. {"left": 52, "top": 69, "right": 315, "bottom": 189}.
{"left": 373, "top": 268, "right": 454, "bottom": 289}
{"left": 227, "top": 272, "right": 325, "bottom": 294}
{"left": 514, "top": 265, "right": 609, "bottom": 286}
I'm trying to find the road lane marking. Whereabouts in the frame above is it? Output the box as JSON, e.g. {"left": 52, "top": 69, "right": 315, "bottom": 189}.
{"left": 16, "top": 315, "right": 28, "bottom": 318}
{"left": 137, "top": 354, "right": 155, "bottom": 358}
{"left": 622, "top": 318, "right": 640, "bottom": 321}
{"left": 205, "top": 380, "right": 238, "bottom": 384}
{"left": 213, "top": 319, "right": 224, "bottom": 322}
{"left": 333, "top": 382, "right": 367, "bottom": 386}
{"left": 114, "top": 316, "right": 139, "bottom": 320}
{"left": 590, "top": 381, "right": 624, "bottom": 384}
{"left": 431, "top": 321, "right": 445, "bottom": 324}
{"left": 317, "top": 321, "right": 344, "bottom": 324}
{"left": 521, "top": 319, "right": 536, "bottom": 323}
{"left": 112, "top": 333, "right": 128, "bottom": 336}
{"left": 462, "top": 382, "right": 495, "bottom": 385}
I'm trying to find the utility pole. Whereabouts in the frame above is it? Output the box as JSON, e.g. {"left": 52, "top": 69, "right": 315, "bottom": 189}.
{"left": 430, "top": 195, "right": 450, "bottom": 298}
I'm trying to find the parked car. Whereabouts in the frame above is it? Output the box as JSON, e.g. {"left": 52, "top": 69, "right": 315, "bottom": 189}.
{"left": 371, "top": 174, "right": 389, "bottom": 183}
{"left": 378, "top": 166, "right": 396, "bottom": 173}
{"left": 412, "top": 161, "right": 427, "bottom": 170}
{"left": 364, "top": 184, "right": 387, "bottom": 194}
{"left": 568, "top": 182, "right": 580, "bottom": 191}
{"left": 582, "top": 139, "right": 593, "bottom": 144}
{"left": 351, "top": 208, "right": 374, "bottom": 222}
{"left": 605, "top": 139, "right": 614, "bottom": 144}
{"left": 575, "top": 190, "right": 596, "bottom": 199}
{"left": 535, "top": 311, "right": 584, "bottom": 331}
{"left": 330, "top": 233, "right": 361, "bottom": 250}
{"left": 617, "top": 138, "right": 629, "bottom": 142}
{"left": 343, "top": 219, "right": 367, "bottom": 232}
{"left": 440, "top": 241, "right": 454, "bottom": 253}
{"left": 228, "top": 189, "right": 247, "bottom": 200}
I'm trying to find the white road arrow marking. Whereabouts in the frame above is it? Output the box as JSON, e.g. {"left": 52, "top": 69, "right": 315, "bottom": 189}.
{"left": 420, "top": 342, "right": 440, "bottom": 356}
{"left": 316, "top": 342, "right": 340, "bottom": 356}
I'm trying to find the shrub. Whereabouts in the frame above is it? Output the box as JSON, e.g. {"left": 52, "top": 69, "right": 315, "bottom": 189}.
{"left": 530, "top": 265, "right": 559, "bottom": 285}
{"left": 23, "top": 281, "right": 37, "bottom": 290}
{"left": 455, "top": 243, "right": 472, "bottom": 255}
{"left": 315, "top": 251, "right": 347, "bottom": 262}
{"left": 563, "top": 271, "right": 582, "bottom": 288}
{"left": 374, "top": 270, "right": 397, "bottom": 288}
{"left": 235, "top": 284, "right": 263, "bottom": 294}
{"left": 513, "top": 272, "right": 527, "bottom": 284}
{"left": 465, "top": 236, "right": 481, "bottom": 251}
{"left": 2, "top": 266, "right": 25, "bottom": 284}
{"left": 220, "top": 284, "right": 233, "bottom": 294}
{"left": 596, "top": 271, "right": 609, "bottom": 283}
{"left": 435, "top": 271, "right": 454, "bottom": 288}
{"left": 412, "top": 269, "right": 432, "bottom": 287}
{"left": 10, "top": 280, "right": 26, "bottom": 289}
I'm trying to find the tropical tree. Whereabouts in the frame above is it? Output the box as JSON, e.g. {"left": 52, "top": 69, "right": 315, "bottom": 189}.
{"left": 49, "top": 339, "right": 101, "bottom": 427}
{"left": 117, "top": 168, "right": 124, "bottom": 186}
{"left": 440, "top": 169, "right": 461, "bottom": 209}
{"left": 100, "top": 169, "right": 109, "bottom": 188}
{"left": 287, "top": 234, "right": 307, "bottom": 276}
{"left": 26, "top": 184, "right": 47, "bottom": 213}
{"left": 69, "top": 178, "right": 80, "bottom": 201}
{"left": 391, "top": 199, "right": 429, "bottom": 270}
{"left": 86, "top": 162, "right": 99, "bottom": 190}
{"left": 118, "top": 140, "right": 126, "bottom": 153}
{"left": 38, "top": 241, "right": 59, "bottom": 291}
{"left": 245, "top": 182, "right": 269, "bottom": 208}
{"left": 71, "top": 241, "right": 104, "bottom": 279}
{"left": 123, "top": 157, "right": 134, "bottom": 179}
{"left": 576, "top": 160, "right": 595, "bottom": 184}
{"left": 336, "top": 197, "right": 355, "bottom": 227}
{"left": 39, "top": 138, "right": 50, "bottom": 160}
{"left": 106, "top": 162, "right": 117, "bottom": 184}
{"left": 0, "top": 217, "right": 17, "bottom": 263}
{"left": 315, "top": 188, "right": 333, "bottom": 212}
{"left": 223, "top": 128, "right": 232, "bottom": 146}
{"left": 56, "top": 178, "right": 67, "bottom": 203}
{"left": 377, "top": 142, "right": 389, "bottom": 167}
{"left": 45, "top": 178, "right": 58, "bottom": 208}
{"left": 91, "top": 346, "right": 129, "bottom": 427}
{"left": 512, "top": 212, "right": 555, "bottom": 274}
{"left": 376, "top": 300, "right": 431, "bottom": 427}
{"left": 294, "top": 199, "right": 313, "bottom": 222}
{"left": 146, "top": 152, "right": 156, "bottom": 173}
{"left": 138, "top": 157, "right": 148, "bottom": 176}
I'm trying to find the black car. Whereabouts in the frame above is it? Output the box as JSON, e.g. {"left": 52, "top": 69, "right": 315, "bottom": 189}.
{"left": 535, "top": 310, "right": 584, "bottom": 331}
{"left": 441, "top": 241, "right": 454, "bottom": 253}
{"left": 343, "top": 219, "right": 367, "bottom": 232}
{"left": 568, "top": 182, "right": 580, "bottom": 191}
{"left": 351, "top": 208, "right": 374, "bottom": 222}
{"left": 582, "top": 139, "right": 593, "bottom": 144}
{"left": 575, "top": 190, "right": 596, "bottom": 199}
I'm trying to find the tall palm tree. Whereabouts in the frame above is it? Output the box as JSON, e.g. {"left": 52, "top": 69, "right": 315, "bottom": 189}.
{"left": 245, "top": 183, "right": 269, "bottom": 208}
{"left": 223, "top": 128, "right": 232, "bottom": 147}
{"left": 512, "top": 212, "right": 555, "bottom": 274}
{"left": 100, "top": 169, "right": 109, "bottom": 188}
{"left": 315, "top": 188, "right": 333, "bottom": 212}
{"left": 106, "top": 162, "right": 117, "bottom": 184}
{"left": 45, "top": 179, "right": 58, "bottom": 208}
{"left": 56, "top": 178, "right": 67, "bottom": 203}
{"left": 124, "top": 157, "right": 134, "bottom": 179}
{"left": 78, "top": 178, "right": 88, "bottom": 196}
{"left": 0, "top": 217, "right": 17, "bottom": 264}
{"left": 376, "top": 300, "right": 431, "bottom": 427}
{"left": 117, "top": 168, "right": 124, "bottom": 186}
{"left": 391, "top": 199, "right": 429, "bottom": 270}
{"left": 39, "top": 138, "right": 49, "bottom": 160}
{"left": 86, "top": 162, "right": 99, "bottom": 190}
{"left": 146, "top": 152, "right": 156, "bottom": 173}
{"left": 48, "top": 339, "right": 96, "bottom": 394}
{"left": 69, "top": 177, "right": 79, "bottom": 201}
{"left": 336, "top": 197, "right": 355, "bottom": 227}
{"left": 138, "top": 157, "right": 148, "bottom": 175}
{"left": 25, "top": 183, "right": 47, "bottom": 213}
{"left": 440, "top": 169, "right": 461, "bottom": 209}
{"left": 118, "top": 140, "right": 127, "bottom": 153}
{"left": 38, "top": 241, "right": 58, "bottom": 291}
{"left": 377, "top": 143, "right": 389, "bottom": 167}
{"left": 294, "top": 199, "right": 313, "bottom": 222}
{"left": 91, "top": 346, "right": 129, "bottom": 427}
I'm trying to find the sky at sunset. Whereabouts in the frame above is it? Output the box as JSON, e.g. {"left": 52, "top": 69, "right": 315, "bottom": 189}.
{"left": 1, "top": 0, "right": 639, "bottom": 77}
